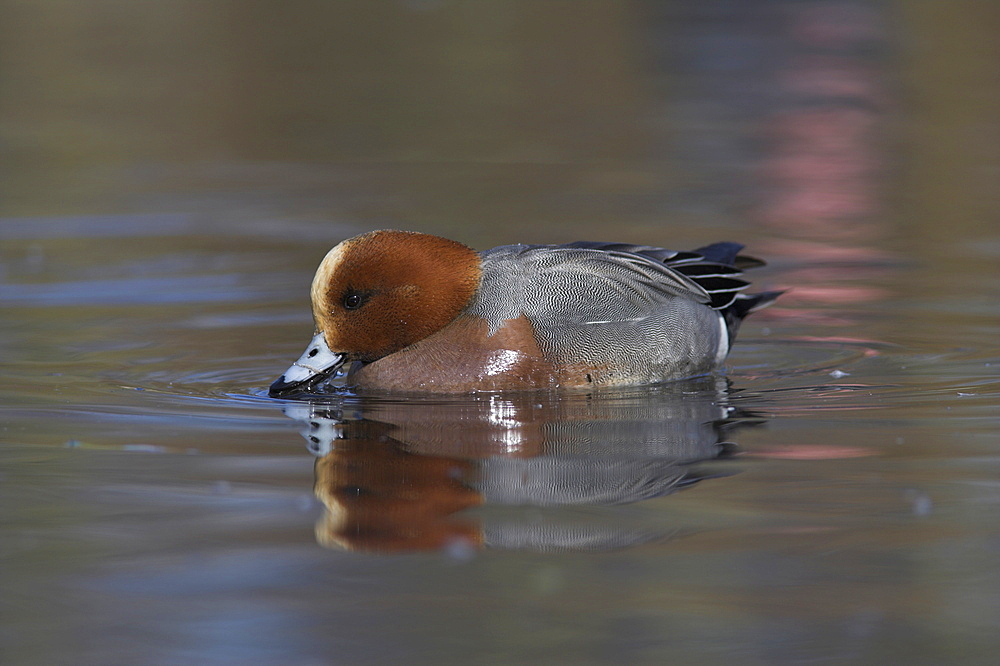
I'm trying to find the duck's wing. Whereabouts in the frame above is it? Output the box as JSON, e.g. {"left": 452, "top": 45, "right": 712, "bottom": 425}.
{"left": 553, "top": 241, "right": 781, "bottom": 346}
{"left": 475, "top": 242, "right": 751, "bottom": 331}
{"left": 561, "top": 241, "right": 758, "bottom": 311}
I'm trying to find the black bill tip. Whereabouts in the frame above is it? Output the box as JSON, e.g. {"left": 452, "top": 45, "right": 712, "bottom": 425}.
{"left": 268, "top": 374, "right": 305, "bottom": 398}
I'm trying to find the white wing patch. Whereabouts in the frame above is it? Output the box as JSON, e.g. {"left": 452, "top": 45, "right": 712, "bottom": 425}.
{"left": 581, "top": 316, "right": 647, "bottom": 325}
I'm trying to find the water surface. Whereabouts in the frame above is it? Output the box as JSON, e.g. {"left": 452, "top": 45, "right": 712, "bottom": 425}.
{"left": 2, "top": 1, "right": 999, "bottom": 664}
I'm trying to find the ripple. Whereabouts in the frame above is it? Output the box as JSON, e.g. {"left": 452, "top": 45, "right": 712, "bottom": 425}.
{"left": 0, "top": 274, "right": 297, "bottom": 306}
{"left": 173, "top": 337, "right": 894, "bottom": 408}
{"left": 2, "top": 357, "right": 288, "bottom": 414}
{"left": 728, "top": 336, "right": 889, "bottom": 380}
{"left": 8, "top": 333, "right": 993, "bottom": 427}
{"left": 114, "top": 366, "right": 279, "bottom": 406}
{"left": 724, "top": 338, "right": 1000, "bottom": 414}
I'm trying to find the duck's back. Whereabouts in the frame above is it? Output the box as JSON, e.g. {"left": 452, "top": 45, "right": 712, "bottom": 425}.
{"left": 468, "top": 243, "right": 732, "bottom": 386}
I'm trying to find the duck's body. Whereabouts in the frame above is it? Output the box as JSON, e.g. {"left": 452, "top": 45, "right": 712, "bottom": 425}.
{"left": 269, "top": 231, "right": 780, "bottom": 395}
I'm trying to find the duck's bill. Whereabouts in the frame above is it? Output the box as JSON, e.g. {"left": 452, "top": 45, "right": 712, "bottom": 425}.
{"left": 269, "top": 332, "right": 346, "bottom": 397}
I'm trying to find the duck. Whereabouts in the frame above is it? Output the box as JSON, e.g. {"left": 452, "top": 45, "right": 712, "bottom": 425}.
{"left": 268, "top": 230, "right": 780, "bottom": 396}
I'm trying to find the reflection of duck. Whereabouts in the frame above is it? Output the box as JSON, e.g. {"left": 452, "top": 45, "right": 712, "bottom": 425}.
{"left": 311, "top": 424, "right": 483, "bottom": 552}
{"left": 284, "top": 379, "right": 765, "bottom": 553}
{"left": 270, "top": 231, "right": 780, "bottom": 395}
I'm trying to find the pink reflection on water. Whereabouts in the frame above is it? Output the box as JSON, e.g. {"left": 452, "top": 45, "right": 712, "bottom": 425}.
{"left": 757, "top": 107, "right": 881, "bottom": 234}
{"left": 788, "top": 2, "right": 885, "bottom": 47}
{"left": 781, "top": 55, "right": 883, "bottom": 100}
{"left": 763, "top": 239, "right": 892, "bottom": 262}
{"left": 778, "top": 285, "right": 890, "bottom": 304}
{"left": 748, "top": 445, "right": 877, "bottom": 460}
{"left": 754, "top": 2, "right": 893, "bottom": 330}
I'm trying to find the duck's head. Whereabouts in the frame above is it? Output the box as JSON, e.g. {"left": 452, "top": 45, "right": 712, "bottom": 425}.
{"left": 268, "top": 230, "right": 481, "bottom": 397}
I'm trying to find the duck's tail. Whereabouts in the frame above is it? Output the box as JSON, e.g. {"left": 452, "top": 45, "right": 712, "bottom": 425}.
{"left": 688, "top": 242, "right": 783, "bottom": 344}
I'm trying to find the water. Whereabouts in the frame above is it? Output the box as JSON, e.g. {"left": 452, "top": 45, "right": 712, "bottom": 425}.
{"left": 2, "top": 1, "right": 999, "bottom": 664}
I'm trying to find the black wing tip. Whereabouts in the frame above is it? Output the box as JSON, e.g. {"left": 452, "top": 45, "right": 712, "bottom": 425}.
{"left": 720, "top": 289, "right": 784, "bottom": 344}
{"left": 560, "top": 240, "right": 766, "bottom": 271}
{"left": 691, "top": 241, "right": 743, "bottom": 264}
{"left": 726, "top": 289, "right": 785, "bottom": 323}
{"left": 692, "top": 242, "right": 767, "bottom": 270}
{"left": 734, "top": 255, "right": 767, "bottom": 270}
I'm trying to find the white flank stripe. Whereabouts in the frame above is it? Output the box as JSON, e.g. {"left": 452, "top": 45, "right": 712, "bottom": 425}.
{"left": 715, "top": 312, "right": 730, "bottom": 364}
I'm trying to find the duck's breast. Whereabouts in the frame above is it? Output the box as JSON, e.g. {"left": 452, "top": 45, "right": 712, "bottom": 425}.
{"left": 347, "top": 314, "right": 566, "bottom": 392}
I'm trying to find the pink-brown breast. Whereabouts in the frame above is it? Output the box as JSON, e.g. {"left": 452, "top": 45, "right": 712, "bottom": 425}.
{"left": 346, "top": 314, "right": 593, "bottom": 392}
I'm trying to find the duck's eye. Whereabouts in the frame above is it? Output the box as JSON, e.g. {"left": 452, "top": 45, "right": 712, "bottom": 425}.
{"left": 342, "top": 292, "right": 364, "bottom": 310}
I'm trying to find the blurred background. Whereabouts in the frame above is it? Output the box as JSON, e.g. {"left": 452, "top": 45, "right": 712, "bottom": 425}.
{"left": 3, "top": 0, "right": 996, "bottom": 245}
{"left": 2, "top": 2, "right": 998, "bottom": 665}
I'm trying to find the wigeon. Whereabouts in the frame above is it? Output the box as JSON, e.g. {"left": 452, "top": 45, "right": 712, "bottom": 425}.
{"left": 269, "top": 230, "right": 780, "bottom": 395}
